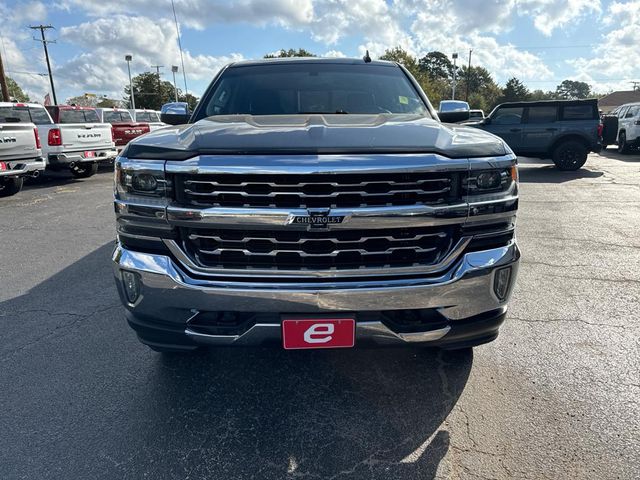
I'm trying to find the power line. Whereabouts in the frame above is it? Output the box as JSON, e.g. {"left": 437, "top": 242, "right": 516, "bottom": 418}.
{"left": 29, "top": 24, "right": 57, "bottom": 104}
{"left": 171, "top": 0, "right": 188, "bottom": 98}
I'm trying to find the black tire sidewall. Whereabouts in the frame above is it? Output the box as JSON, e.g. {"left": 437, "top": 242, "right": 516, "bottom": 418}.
{"left": 618, "top": 132, "right": 628, "bottom": 153}
{"left": 0, "top": 176, "right": 24, "bottom": 197}
{"left": 552, "top": 141, "right": 588, "bottom": 171}
{"left": 71, "top": 162, "right": 98, "bottom": 178}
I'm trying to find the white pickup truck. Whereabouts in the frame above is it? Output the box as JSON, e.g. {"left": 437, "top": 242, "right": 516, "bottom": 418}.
{"left": 0, "top": 102, "right": 45, "bottom": 197}
{"left": 41, "top": 105, "right": 117, "bottom": 177}
{"left": 129, "top": 109, "right": 166, "bottom": 131}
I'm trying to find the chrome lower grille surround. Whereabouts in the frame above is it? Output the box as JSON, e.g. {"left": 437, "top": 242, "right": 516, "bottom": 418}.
{"left": 178, "top": 225, "right": 460, "bottom": 271}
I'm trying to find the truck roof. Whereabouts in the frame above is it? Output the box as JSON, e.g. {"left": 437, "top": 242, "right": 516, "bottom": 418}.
{"left": 0, "top": 102, "right": 45, "bottom": 108}
{"left": 228, "top": 57, "right": 397, "bottom": 68}
{"left": 495, "top": 98, "right": 598, "bottom": 108}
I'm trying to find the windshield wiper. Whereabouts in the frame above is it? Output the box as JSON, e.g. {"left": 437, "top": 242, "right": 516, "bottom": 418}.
{"left": 297, "top": 110, "right": 349, "bottom": 114}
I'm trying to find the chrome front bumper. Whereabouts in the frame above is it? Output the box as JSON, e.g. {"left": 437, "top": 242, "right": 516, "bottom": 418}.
{"left": 112, "top": 241, "right": 519, "bottom": 347}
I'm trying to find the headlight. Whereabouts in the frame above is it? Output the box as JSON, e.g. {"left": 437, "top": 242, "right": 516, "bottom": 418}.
{"left": 115, "top": 158, "right": 168, "bottom": 199}
{"left": 464, "top": 167, "right": 517, "bottom": 194}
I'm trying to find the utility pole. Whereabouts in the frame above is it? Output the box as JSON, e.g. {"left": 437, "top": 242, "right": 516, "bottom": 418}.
{"left": 30, "top": 25, "right": 57, "bottom": 105}
{"left": 465, "top": 49, "right": 473, "bottom": 102}
{"left": 0, "top": 49, "right": 9, "bottom": 101}
{"left": 151, "top": 65, "right": 164, "bottom": 107}
{"left": 125, "top": 55, "right": 135, "bottom": 110}
{"left": 452, "top": 53, "right": 458, "bottom": 100}
{"left": 171, "top": 66, "right": 179, "bottom": 102}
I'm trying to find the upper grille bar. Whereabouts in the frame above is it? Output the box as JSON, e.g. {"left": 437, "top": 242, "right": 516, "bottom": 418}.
{"left": 174, "top": 172, "right": 459, "bottom": 209}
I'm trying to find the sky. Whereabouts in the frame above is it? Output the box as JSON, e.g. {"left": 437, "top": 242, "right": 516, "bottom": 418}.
{"left": 0, "top": 0, "right": 639, "bottom": 104}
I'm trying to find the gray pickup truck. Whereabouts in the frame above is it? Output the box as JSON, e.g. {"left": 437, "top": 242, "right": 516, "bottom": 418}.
{"left": 112, "top": 58, "right": 519, "bottom": 354}
{"left": 474, "top": 99, "right": 601, "bottom": 170}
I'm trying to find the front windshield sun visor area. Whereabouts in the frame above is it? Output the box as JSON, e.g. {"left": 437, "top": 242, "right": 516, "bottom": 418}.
{"left": 197, "top": 63, "right": 430, "bottom": 118}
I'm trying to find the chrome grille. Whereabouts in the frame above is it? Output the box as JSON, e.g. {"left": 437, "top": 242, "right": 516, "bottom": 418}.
{"left": 179, "top": 226, "right": 457, "bottom": 271}
{"left": 174, "top": 172, "right": 458, "bottom": 208}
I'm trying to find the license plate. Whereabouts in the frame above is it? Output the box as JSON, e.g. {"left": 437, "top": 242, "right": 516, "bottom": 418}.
{"left": 282, "top": 318, "right": 355, "bottom": 350}
{"left": 84, "top": 151, "right": 95, "bottom": 158}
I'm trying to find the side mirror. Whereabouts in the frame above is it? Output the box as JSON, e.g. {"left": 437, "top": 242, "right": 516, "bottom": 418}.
{"left": 438, "top": 100, "right": 470, "bottom": 123}
{"left": 482, "top": 117, "right": 491, "bottom": 125}
{"left": 160, "top": 102, "right": 191, "bottom": 126}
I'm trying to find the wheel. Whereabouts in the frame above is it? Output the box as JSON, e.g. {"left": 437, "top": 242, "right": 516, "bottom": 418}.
{"left": 70, "top": 162, "right": 98, "bottom": 178}
{"left": 552, "top": 140, "right": 588, "bottom": 170}
{"left": 0, "top": 177, "right": 24, "bottom": 197}
{"left": 618, "top": 132, "right": 629, "bottom": 154}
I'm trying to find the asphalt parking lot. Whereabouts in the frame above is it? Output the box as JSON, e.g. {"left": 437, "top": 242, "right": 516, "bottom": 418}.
{"left": 0, "top": 151, "right": 638, "bottom": 479}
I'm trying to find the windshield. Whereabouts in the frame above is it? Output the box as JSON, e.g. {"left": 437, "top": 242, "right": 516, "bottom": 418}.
{"left": 198, "top": 63, "right": 428, "bottom": 118}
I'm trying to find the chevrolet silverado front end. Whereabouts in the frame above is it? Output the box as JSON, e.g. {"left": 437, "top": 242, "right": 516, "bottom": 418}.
{"left": 112, "top": 58, "right": 519, "bottom": 353}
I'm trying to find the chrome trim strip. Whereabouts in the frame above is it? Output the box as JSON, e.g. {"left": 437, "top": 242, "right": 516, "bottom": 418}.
{"left": 162, "top": 236, "right": 472, "bottom": 279}
{"left": 165, "top": 203, "right": 469, "bottom": 229}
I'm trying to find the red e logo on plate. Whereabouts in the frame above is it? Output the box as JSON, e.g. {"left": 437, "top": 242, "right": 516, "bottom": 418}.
{"left": 282, "top": 318, "right": 355, "bottom": 350}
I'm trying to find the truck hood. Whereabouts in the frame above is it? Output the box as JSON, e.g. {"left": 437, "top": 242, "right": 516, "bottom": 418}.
{"left": 122, "top": 114, "right": 509, "bottom": 160}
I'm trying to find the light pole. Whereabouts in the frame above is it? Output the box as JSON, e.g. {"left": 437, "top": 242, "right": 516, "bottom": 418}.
{"left": 125, "top": 55, "right": 135, "bottom": 110}
{"left": 171, "top": 66, "right": 179, "bottom": 102}
{"left": 452, "top": 52, "right": 458, "bottom": 100}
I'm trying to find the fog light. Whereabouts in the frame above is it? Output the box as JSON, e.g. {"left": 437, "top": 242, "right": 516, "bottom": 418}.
{"left": 132, "top": 173, "right": 157, "bottom": 191}
{"left": 493, "top": 267, "right": 512, "bottom": 300}
{"left": 122, "top": 271, "right": 141, "bottom": 303}
{"left": 476, "top": 171, "right": 503, "bottom": 190}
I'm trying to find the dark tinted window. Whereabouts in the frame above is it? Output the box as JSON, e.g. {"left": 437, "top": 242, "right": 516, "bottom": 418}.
{"left": 0, "top": 106, "right": 31, "bottom": 123}
{"left": 84, "top": 109, "right": 100, "bottom": 122}
{"left": 136, "top": 111, "right": 157, "bottom": 122}
{"left": 199, "top": 63, "right": 429, "bottom": 118}
{"left": 561, "top": 104, "right": 596, "bottom": 120}
{"left": 59, "top": 110, "right": 88, "bottom": 123}
{"left": 103, "top": 111, "right": 131, "bottom": 122}
{"left": 59, "top": 109, "right": 100, "bottom": 123}
{"left": 492, "top": 107, "right": 523, "bottom": 125}
{"left": 28, "top": 107, "right": 52, "bottom": 125}
{"left": 527, "top": 106, "right": 557, "bottom": 123}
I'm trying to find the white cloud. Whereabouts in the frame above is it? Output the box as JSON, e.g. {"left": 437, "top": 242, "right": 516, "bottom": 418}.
{"left": 57, "top": 16, "right": 243, "bottom": 98}
{"left": 568, "top": 0, "right": 640, "bottom": 92}
{"left": 518, "top": 0, "right": 601, "bottom": 36}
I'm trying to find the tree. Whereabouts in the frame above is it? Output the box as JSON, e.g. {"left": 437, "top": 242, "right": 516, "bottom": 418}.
{"left": 264, "top": 48, "right": 315, "bottom": 58}
{"left": 555, "top": 80, "right": 591, "bottom": 100}
{"left": 418, "top": 51, "right": 454, "bottom": 81}
{"left": 457, "top": 66, "right": 501, "bottom": 110}
{"left": 529, "top": 89, "right": 556, "bottom": 101}
{"left": 379, "top": 47, "right": 437, "bottom": 104}
{"left": 500, "top": 77, "right": 530, "bottom": 103}
{"left": 0, "top": 77, "right": 30, "bottom": 102}
{"left": 379, "top": 46, "right": 418, "bottom": 70}
{"left": 124, "top": 72, "right": 177, "bottom": 110}
{"left": 179, "top": 92, "right": 199, "bottom": 111}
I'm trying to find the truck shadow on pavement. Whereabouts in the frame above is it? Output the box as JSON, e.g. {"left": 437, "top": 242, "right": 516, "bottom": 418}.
{"left": 0, "top": 243, "right": 472, "bottom": 480}
{"left": 517, "top": 164, "right": 604, "bottom": 184}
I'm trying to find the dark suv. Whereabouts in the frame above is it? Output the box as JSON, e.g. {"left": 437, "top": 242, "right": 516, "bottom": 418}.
{"left": 475, "top": 99, "right": 601, "bottom": 170}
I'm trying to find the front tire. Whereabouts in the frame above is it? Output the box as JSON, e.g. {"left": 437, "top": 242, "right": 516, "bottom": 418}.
{"left": 618, "top": 132, "right": 629, "bottom": 154}
{"left": 552, "top": 140, "right": 588, "bottom": 170}
{"left": 70, "top": 162, "right": 98, "bottom": 178}
{"left": 0, "top": 177, "right": 24, "bottom": 197}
